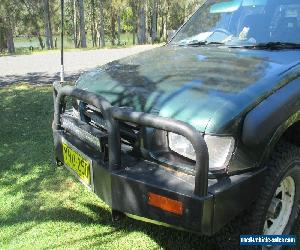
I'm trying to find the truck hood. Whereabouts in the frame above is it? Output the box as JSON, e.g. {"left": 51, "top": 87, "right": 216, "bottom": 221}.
{"left": 76, "top": 45, "right": 300, "bottom": 134}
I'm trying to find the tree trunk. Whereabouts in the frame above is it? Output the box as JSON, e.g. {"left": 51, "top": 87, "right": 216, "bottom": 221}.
{"left": 35, "top": 29, "right": 45, "bottom": 50}
{"left": 151, "top": 0, "right": 157, "bottom": 43}
{"left": 72, "top": 0, "right": 78, "bottom": 48}
{"left": 164, "top": 7, "right": 169, "bottom": 40}
{"left": 117, "top": 14, "right": 121, "bottom": 45}
{"left": 0, "top": 19, "right": 7, "bottom": 52}
{"left": 98, "top": 0, "right": 105, "bottom": 48}
{"left": 160, "top": 15, "right": 164, "bottom": 39}
{"left": 111, "top": 8, "right": 116, "bottom": 46}
{"left": 32, "top": 19, "right": 44, "bottom": 49}
{"left": 6, "top": 25, "right": 15, "bottom": 54}
{"left": 129, "top": 0, "right": 137, "bottom": 45}
{"left": 78, "top": 0, "right": 87, "bottom": 48}
{"left": 43, "top": 0, "right": 53, "bottom": 49}
{"left": 137, "top": 1, "right": 146, "bottom": 45}
{"left": 0, "top": 32, "right": 6, "bottom": 52}
{"left": 90, "top": 0, "right": 97, "bottom": 47}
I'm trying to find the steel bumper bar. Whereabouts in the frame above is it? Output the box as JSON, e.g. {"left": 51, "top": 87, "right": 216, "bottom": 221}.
{"left": 53, "top": 82, "right": 209, "bottom": 197}
{"left": 52, "top": 82, "right": 267, "bottom": 235}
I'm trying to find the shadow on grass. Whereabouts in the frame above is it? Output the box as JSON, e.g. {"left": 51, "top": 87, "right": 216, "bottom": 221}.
{"left": 0, "top": 72, "right": 80, "bottom": 87}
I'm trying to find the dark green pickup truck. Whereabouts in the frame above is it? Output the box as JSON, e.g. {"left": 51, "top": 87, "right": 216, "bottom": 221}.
{"left": 53, "top": 0, "right": 300, "bottom": 248}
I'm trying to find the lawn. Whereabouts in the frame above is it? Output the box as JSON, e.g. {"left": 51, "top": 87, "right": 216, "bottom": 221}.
{"left": 0, "top": 34, "right": 142, "bottom": 56}
{"left": 0, "top": 84, "right": 215, "bottom": 249}
{"left": 14, "top": 33, "right": 137, "bottom": 50}
{"left": 3, "top": 84, "right": 298, "bottom": 250}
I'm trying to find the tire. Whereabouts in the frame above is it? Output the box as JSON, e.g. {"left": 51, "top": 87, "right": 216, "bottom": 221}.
{"left": 216, "top": 143, "right": 300, "bottom": 250}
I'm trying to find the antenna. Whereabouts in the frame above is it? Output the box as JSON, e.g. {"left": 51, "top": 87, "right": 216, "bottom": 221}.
{"left": 60, "top": 0, "right": 65, "bottom": 83}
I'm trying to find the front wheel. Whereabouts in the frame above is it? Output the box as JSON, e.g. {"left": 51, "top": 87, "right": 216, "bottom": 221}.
{"left": 247, "top": 143, "right": 300, "bottom": 249}
{"left": 263, "top": 176, "right": 295, "bottom": 235}
{"left": 216, "top": 143, "right": 300, "bottom": 250}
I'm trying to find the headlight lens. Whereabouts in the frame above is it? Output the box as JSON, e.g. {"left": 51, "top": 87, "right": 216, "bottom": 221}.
{"left": 168, "top": 133, "right": 196, "bottom": 161}
{"left": 168, "top": 133, "right": 235, "bottom": 171}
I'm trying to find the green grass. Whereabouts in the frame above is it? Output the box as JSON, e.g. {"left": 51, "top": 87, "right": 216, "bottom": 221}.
{"left": 1, "top": 33, "right": 164, "bottom": 56}
{"left": 1, "top": 84, "right": 300, "bottom": 250}
{"left": 0, "top": 33, "right": 146, "bottom": 56}
{"left": 0, "top": 84, "right": 215, "bottom": 249}
{"left": 14, "top": 33, "right": 137, "bottom": 49}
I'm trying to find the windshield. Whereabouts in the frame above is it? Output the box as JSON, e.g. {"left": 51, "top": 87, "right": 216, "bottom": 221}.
{"left": 171, "top": 0, "right": 300, "bottom": 47}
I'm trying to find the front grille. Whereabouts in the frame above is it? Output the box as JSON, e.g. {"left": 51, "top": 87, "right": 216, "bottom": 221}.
{"left": 80, "top": 103, "right": 141, "bottom": 148}
{"left": 65, "top": 100, "right": 198, "bottom": 177}
{"left": 61, "top": 114, "right": 102, "bottom": 149}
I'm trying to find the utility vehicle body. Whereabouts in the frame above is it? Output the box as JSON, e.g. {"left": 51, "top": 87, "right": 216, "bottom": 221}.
{"left": 53, "top": 0, "right": 300, "bottom": 248}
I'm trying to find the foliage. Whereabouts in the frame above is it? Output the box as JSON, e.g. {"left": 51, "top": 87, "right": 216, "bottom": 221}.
{"left": 121, "top": 7, "right": 135, "bottom": 33}
{"left": 0, "top": 0, "right": 204, "bottom": 53}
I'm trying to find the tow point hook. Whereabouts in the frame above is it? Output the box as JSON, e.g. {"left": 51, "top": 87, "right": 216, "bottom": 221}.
{"left": 112, "top": 210, "right": 126, "bottom": 222}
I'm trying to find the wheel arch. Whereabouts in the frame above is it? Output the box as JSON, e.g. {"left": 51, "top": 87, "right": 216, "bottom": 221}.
{"left": 260, "top": 112, "right": 300, "bottom": 165}
{"left": 241, "top": 77, "right": 300, "bottom": 166}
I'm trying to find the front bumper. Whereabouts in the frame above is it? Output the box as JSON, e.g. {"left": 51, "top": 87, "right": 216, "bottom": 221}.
{"left": 52, "top": 82, "right": 266, "bottom": 235}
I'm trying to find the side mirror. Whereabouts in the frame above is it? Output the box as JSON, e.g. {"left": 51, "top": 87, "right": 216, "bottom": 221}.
{"left": 167, "top": 30, "right": 176, "bottom": 42}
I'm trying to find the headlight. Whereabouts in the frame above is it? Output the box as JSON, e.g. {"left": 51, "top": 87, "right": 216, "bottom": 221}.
{"left": 168, "top": 133, "right": 235, "bottom": 171}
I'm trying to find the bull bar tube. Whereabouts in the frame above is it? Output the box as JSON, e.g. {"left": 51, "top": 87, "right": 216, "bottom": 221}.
{"left": 52, "top": 82, "right": 267, "bottom": 235}
{"left": 53, "top": 83, "right": 209, "bottom": 197}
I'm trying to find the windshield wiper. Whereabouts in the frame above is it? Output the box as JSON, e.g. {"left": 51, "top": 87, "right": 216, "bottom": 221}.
{"left": 181, "top": 41, "right": 225, "bottom": 47}
{"left": 230, "top": 42, "right": 300, "bottom": 50}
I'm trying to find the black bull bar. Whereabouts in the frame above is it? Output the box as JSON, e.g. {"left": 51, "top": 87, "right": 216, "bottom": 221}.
{"left": 53, "top": 83, "right": 209, "bottom": 197}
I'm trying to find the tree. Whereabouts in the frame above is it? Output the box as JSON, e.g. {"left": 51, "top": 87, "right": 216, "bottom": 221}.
{"left": 43, "top": 0, "right": 54, "bottom": 49}
{"left": 71, "top": 0, "right": 79, "bottom": 48}
{"left": 110, "top": 0, "right": 124, "bottom": 46}
{"left": 129, "top": 0, "right": 137, "bottom": 45}
{"left": 90, "top": 0, "right": 97, "bottom": 47}
{"left": 0, "top": 0, "right": 20, "bottom": 53}
{"left": 0, "top": 0, "right": 204, "bottom": 53}
{"left": 0, "top": 17, "right": 7, "bottom": 52}
{"left": 151, "top": 0, "right": 158, "bottom": 43}
{"left": 98, "top": 0, "right": 105, "bottom": 47}
{"left": 110, "top": 4, "right": 116, "bottom": 46}
{"left": 21, "top": 0, "right": 45, "bottom": 49}
{"left": 137, "top": 0, "right": 146, "bottom": 44}
{"left": 117, "top": 12, "right": 121, "bottom": 45}
{"left": 78, "top": 0, "right": 87, "bottom": 48}
{"left": 6, "top": 24, "right": 15, "bottom": 53}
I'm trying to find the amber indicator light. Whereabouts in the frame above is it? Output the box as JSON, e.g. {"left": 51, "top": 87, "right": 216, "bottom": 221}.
{"left": 148, "top": 193, "right": 184, "bottom": 215}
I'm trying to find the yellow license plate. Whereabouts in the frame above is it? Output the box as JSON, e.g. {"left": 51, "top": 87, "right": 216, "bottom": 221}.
{"left": 62, "top": 142, "right": 92, "bottom": 186}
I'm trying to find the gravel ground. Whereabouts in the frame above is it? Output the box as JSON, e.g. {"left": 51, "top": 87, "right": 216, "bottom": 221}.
{"left": 0, "top": 45, "right": 158, "bottom": 86}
